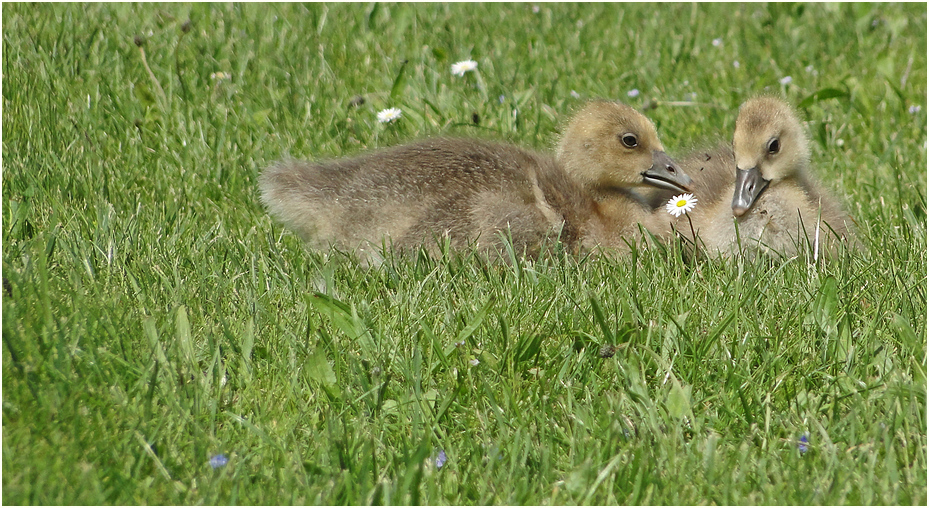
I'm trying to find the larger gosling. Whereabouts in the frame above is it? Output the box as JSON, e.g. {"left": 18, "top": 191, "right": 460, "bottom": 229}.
{"left": 261, "top": 137, "right": 597, "bottom": 260}
{"left": 556, "top": 100, "right": 693, "bottom": 248}
{"left": 672, "top": 97, "right": 857, "bottom": 259}
{"left": 259, "top": 101, "right": 693, "bottom": 260}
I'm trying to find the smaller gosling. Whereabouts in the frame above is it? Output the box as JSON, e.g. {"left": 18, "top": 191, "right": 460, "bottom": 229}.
{"left": 671, "top": 97, "right": 857, "bottom": 259}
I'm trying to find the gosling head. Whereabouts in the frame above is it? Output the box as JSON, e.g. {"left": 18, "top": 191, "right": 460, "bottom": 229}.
{"left": 731, "top": 97, "right": 812, "bottom": 216}
{"left": 556, "top": 100, "right": 692, "bottom": 194}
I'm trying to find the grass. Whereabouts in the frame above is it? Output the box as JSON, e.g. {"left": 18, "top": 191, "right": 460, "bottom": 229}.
{"left": 2, "top": 2, "right": 926, "bottom": 505}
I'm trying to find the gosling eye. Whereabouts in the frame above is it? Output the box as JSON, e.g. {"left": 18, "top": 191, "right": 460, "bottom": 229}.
{"left": 767, "top": 137, "right": 780, "bottom": 155}
{"left": 620, "top": 133, "right": 638, "bottom": 148}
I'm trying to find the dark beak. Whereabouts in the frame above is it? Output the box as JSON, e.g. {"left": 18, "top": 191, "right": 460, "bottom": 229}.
{"left": 731, "top": 166, "right": 770, "bottom": 217}
{"left": 641, "top": 151, "right": 693, "bottom": 193}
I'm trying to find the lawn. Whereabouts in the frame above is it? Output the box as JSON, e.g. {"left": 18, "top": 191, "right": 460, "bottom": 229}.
{"left": 2, "top": 2, "right": 926, "bottom": 505}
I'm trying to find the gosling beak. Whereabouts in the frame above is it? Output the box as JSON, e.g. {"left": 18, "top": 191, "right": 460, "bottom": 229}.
{"left": 641, "top": 151, "right": 693, "bottom": 193}
{"left": 731, "top": 166, "right": 770, "bottom": 217}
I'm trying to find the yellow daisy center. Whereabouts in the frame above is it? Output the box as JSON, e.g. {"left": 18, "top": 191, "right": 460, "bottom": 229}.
{"left": 676, "top": 199, "right": 687, "bottom": 207}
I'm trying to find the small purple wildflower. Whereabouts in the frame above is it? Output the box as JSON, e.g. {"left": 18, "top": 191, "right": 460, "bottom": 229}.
{"left": 627, "top": 89, "right": 640, "bottom": 98}
{"left": 436, "top": 450, "right": 447, "bottom": 468}
{"left": 909, "top": 105, "right": 921, "bottom": 114}
{"left": 733, "top": 60, "right": 740, "bottom": 69}
{"left": 712, "top": 38, "right": 722, "bottom": 47}
{"left": 779, "top": 76, "right": 793, "bottom": 85}
{"left": 798, "top": 435, "right": 809, "bottom": 454}
{"left": 209, "top": 454, "right": 229, "bottom": 469}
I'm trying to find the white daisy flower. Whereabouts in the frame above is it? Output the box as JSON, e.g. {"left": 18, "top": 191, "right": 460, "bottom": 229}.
{"left": 712, "top": 38, "right": 722, "bottom": 47}
{"left": 666, "top": 193, "right": 698, "bottom": 217}
{"left": 451, "top": 59, "right": 478, "bottom": 76}
{"left": 376, "top": 107, "right": 402, "bottom": 123}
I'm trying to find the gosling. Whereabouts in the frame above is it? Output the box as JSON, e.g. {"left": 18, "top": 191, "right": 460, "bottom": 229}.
{"left": 556, "top": 99, "right": 693, "bottom": 249}
{"left": 259, "top": 101, "right": 693, "bottom": 261}
{"left": 668, "top": 97, "right": 857, "bottom": 259}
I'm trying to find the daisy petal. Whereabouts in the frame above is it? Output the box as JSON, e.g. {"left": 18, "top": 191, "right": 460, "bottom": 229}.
{"left": 666, "top": 193, "right": 698, "bottom": 217}
{"left": 451, "top": 59, "right": 478, "bottom": 76}
{"left": 376, "top": 107, "right": 403, "bottom": 123}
